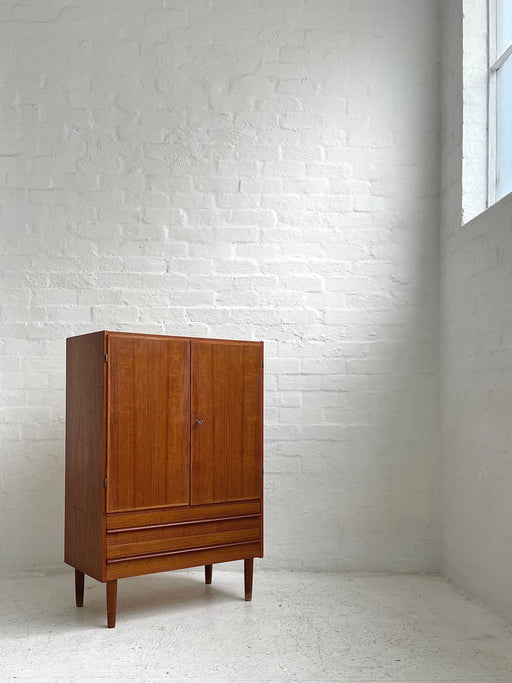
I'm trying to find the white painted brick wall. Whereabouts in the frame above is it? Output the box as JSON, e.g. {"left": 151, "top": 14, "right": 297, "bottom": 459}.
{"left": 0, "top": 0, "right": 440, "bottom": 574}
{"left": 441, "top": 0, "right": 512, "bottom": 623}
{"left": 440, "top": 193, "right": 512, "bottom": 622}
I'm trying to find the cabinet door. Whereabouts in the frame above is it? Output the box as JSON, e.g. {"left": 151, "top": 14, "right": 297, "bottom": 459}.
{"left": 107, "top": 334, "right": 190, "bottom": 512}
{"left": 191, "top": 340, "right": 263, "bottom": 505}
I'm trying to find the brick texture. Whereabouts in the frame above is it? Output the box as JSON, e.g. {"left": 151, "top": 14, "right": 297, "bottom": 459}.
{"left": 441, "top": 0, "right": 512, "bottom": 623}
{"left": 0, "top": 0, "right": 440, "bottom": 573}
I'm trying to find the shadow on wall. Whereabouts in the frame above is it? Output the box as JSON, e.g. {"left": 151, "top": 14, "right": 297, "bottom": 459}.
{"left": 1, "top": 411, "right": 65, "bottom": 574}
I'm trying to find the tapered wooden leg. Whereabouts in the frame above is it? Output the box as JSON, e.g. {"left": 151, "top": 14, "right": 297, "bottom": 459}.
{"left": 75, "top": 569, "right": 84, "bottom": 607}
{"left": 205, "top": 564, "right": 213, "bottom": 585}
{"left": 106, "top": 580, "right": 117, "bottom": 628}
{"left": 244, "top": 558, "right": 253, "bottom": 601}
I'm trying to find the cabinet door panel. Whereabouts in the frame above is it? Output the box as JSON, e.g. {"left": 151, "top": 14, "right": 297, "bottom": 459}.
{"left": 107, "top": 335, "right": 190, "bottom": 512}
{"left": 191, "top": 341, "right": 263, "bottom": 504}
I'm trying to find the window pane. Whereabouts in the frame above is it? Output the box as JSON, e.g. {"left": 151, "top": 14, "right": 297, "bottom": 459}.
{"left": 497, "top": 0, "right": 512, "bottom": 54}
{"left": 496, "top": 56, "right": 512, "bottom": 200}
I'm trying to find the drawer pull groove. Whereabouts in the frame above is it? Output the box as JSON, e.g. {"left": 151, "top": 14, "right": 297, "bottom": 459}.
{"left": 107, "top": 540, "right": 255, "bottom": 564}
{"left": 106, "top": 513, "right": 260, "bottom": 535}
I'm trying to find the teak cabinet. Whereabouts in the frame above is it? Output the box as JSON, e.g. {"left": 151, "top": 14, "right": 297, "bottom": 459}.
{"left": 65, "top": 331, "right": 263, "bottom": 627}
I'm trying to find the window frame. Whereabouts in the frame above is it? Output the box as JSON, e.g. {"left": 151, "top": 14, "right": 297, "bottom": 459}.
{"left": 488, "top": 0, "right": 512, "bottom": 204}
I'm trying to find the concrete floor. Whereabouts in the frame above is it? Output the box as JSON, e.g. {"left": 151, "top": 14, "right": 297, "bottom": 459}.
{"left": 1, "top": 567, "right": 512, "bottom": 682}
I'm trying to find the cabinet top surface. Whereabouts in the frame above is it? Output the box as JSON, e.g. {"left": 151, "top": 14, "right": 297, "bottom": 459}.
{"left": 66, "top": 330, "right": 263, "bottom": 346}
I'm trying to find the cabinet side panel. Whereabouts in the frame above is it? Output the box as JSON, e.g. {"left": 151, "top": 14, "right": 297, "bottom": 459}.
{"left": 191, "top": 341, "right": 263, "bottom": 505}
{"left": 64, "top": 332, "right": 106, "bottom": 581}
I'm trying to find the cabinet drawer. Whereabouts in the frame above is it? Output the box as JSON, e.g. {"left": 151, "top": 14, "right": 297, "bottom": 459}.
{"left": 107, "top": 500, "right": 261, "bottom": 530}
{"left": 106, "top": 541, "right": 262, "bottom": 580}
{"left": 107, "top": 515, "right": 261, "bottom": 560}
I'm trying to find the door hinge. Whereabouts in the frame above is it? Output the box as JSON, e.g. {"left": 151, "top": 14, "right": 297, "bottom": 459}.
{"left": 261, "top": 362, "right": 264, "bottom": 368}
{"left": 104, "top": 353, "right": 108, "bottom": 362}
{"left": 104, "top": 478, "right": 107, "bottom": 487}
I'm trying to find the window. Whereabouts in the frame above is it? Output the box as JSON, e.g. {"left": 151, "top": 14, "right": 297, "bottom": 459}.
{"left": 461, "top": 0, "right": 488, "bottom": 223}
{"left": 489, "top": 0, "right": 512, "bottom": 202}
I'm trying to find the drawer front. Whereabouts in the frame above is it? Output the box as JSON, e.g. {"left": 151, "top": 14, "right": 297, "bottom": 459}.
{"left": 107, "top": 515, "right": 261, "bottom": 560}
{"left": 106, "top": 541, "right": 262, "bottom": 580}
{"left": 107, "top": 500, "right": 261, "bottom": 531}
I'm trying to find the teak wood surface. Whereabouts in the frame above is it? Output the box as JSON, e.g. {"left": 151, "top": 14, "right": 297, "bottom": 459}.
{"left": 107, "top": 334, "right": 190, "bottom": 512}
{"left": 106, "top": 499, "right": 261, "bottom": 530}
{"left": 65, "top": 331, "right": 106, "bottom": 582}
{"left": 191, "top": 340, "right": 263, "bottom": 505}
{"left": 65, "top": 331, "right": 263, "bottom": 627}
